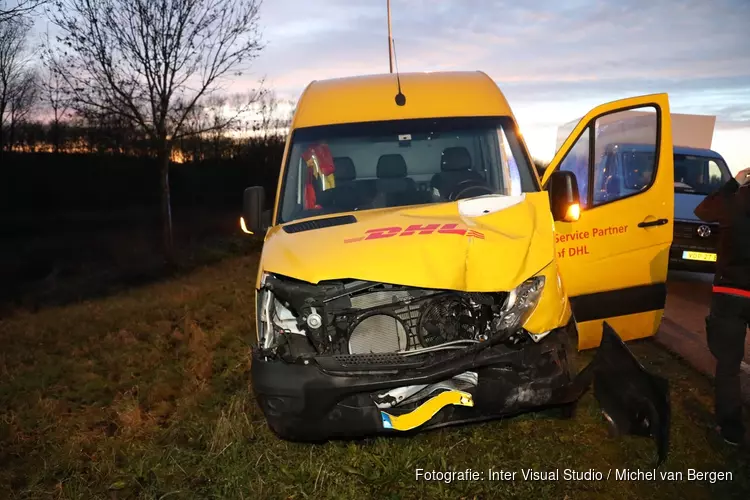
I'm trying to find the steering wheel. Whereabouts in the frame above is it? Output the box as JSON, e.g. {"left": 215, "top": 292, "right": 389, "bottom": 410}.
{"left": 449, "top": 179, "right": 495, "bottom": 201}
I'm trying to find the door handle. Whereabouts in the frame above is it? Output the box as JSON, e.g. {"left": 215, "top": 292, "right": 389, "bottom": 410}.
{"left": 638, "top": 218, "right": 668, "bottom": 228}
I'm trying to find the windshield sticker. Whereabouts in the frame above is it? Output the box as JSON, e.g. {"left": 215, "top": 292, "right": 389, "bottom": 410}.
{"left": 555, "top": 224, "right": 629, "bottom": 258}
{"left": 344, "top": 223, "right": 485, "bottom": 243}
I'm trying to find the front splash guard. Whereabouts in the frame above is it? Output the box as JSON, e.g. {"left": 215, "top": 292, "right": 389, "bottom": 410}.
{"left": 571, "top": 322, "right": 671, "bottom": 466}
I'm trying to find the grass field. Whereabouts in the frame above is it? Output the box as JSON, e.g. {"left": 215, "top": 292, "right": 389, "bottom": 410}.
{"left": 0, "top": 207, "right": 240, "bottom": 312}
{"left": 1, "top": 244, "right": 749, "bottom": 499}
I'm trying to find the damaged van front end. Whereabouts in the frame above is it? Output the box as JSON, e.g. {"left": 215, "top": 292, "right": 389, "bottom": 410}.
{"left": 249, "top": 202, "right": 669, "bottom": 464}
{"left": 251, "top": 271, "right": 578, "bottom": 437}
{"left": 242, "top": 71, "right": 674, "bottom": 466}
{"left": 251, "top": 266, "right": 669, "bottom": 464}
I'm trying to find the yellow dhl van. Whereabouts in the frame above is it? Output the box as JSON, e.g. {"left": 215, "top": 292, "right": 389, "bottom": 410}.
{"left": 241, "top": 71, "right": 674, "bottom": 464}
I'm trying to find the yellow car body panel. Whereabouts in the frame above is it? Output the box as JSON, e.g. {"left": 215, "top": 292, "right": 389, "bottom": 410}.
{"left": 522, "top": 259, "right": 573, "bottom": 335}
{"left": 543, "top": 94, "right": 674, "bottom": 348}
{"left": 271, "top": 71, "right": 534, "bottom": 228}
{"left": 260, "top": 192, "right": 552, "bottom": 291}
{"left": 291, "top": 72, "right": 515, "bottom": 128}
{"left": 256, "top": 73, "right": 673, "bottom": 351}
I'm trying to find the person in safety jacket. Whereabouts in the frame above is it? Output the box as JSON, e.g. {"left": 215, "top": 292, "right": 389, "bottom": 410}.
{"left": 694, "top": 166, "right": 750, "bottom": 446}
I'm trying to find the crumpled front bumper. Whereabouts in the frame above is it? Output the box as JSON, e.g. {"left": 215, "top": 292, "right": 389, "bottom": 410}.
{"left": 251, "top": 322, "right": 670, "bottom": 465}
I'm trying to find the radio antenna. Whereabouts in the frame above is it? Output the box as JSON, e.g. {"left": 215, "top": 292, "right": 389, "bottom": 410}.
{"left": 393, "top": 39, "right": 406, "bottom": 106}
{"left": 387, "top": 1, "right": 406, "bottom": 106}
{"left": 387, "top": 0, "right": 394, "bottom": 73}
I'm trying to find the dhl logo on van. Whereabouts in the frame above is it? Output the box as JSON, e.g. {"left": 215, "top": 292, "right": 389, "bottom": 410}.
{"left": 344, "top": 223, "right": 485, "bottom": 243}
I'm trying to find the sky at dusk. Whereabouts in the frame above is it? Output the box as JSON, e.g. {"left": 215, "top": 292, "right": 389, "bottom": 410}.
{"left": 27, "top": 0, "right": 750, "bottom": 171}
{"left": 244, "top": 0, "right": 750, "bottom": 171}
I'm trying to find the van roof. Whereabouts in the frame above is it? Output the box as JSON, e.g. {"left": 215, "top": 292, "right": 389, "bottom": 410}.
{"left": 292, "top": 71, "right": 514, "bottom": 129}
{"left": 607, "top": 143, "right": 726, "bottom": 161}
{"left": 673, "top": 145, "right": 725, "bottom": 160}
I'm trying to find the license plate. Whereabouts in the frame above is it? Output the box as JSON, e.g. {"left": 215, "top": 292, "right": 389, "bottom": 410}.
{"left": 682, "top": 250, "right": 717, "bottom": 262}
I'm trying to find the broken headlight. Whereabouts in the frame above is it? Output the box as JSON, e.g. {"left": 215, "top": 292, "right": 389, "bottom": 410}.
{"left": 495, "top": 276, "right": 545, "bottom": 332}
{"left": 258, "top": 287, "right": 275, "bottom": 349}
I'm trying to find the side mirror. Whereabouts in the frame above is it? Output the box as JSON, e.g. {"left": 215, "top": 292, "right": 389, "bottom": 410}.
{"left": 547, "top": 171, "right": 581, "bottom": 222}
{"left": 241, "top": 186, "right": 270, "bottom": 234}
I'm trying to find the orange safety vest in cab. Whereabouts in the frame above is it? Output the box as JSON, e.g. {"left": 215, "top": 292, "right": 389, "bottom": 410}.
{"left": 301, "top": 144, "right": 336, "bottom": 210}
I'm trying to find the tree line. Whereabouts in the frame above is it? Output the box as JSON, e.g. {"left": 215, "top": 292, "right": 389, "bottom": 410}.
{"left": 0, "top": 90, "right": 292, "bottom": 161}
{"left": 1, "top": 0, "right": 279, "bottom": 260}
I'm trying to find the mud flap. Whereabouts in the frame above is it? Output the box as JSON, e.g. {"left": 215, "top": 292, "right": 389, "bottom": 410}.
{"left": 577, "top": 321, "right": 670, "bottom": 466}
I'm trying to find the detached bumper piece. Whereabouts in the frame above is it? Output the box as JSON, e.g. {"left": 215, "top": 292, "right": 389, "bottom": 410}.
{"left": 588, "top": 322, "right": 671, "bottom": 466}
{"left": 252, "top": 321, "right": 670, "bottom": 466}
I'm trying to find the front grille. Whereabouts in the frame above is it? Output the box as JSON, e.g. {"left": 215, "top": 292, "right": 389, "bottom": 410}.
{"left": 332, "top": 352, "right": 415, "bottom": 366}
{"left": 673, "top": 221, "right": 719, "bottom": 249}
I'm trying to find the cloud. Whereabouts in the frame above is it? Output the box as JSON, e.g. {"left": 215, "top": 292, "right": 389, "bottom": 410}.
{"left": 20, "top": 0, "right": 748, "bottom": 165}
{"left": 243, "top": 0, "right": 750, "bottom": 163}
{"left": 249, "top": 0, "right": 750, "bottom": 122}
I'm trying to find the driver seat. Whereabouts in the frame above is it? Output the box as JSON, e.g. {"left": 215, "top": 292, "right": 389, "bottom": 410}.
{"left": 430, "top": 147, "right": 484, "bottom": 199}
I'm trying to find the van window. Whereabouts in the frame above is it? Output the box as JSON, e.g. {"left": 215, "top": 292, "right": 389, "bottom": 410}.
{"left": 278, "top": 117, "right": 537, "bottom": 224}
{"left": 557, "top": 127, "right": 590, "bottom": 208}
{"left": 590, "top": 109, "right": 658, "bottom": 205}
{"left": 674, "top": 155, "right": 731, "bottom": 195}
{"left": 556, "top": 107, "right": 659, "bottom": 208}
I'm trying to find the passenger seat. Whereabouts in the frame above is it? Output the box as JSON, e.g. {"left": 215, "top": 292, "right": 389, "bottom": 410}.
{"left": 333, "top": 156, "right": 355, "bottom": 182}
{"left": 374, "top": 154, "right": 417, "bottom": 207}
{"left": 328, "top": 156, "right": 372, "bottom": 210}
{"left": 431, "top": 147, "right": 484, "bottom": 199}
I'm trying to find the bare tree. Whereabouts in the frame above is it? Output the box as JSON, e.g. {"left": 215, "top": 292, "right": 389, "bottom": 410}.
{"left": 7, "top": 68, "right": 36, "bottom": 148}
{"left": 180, "top": 89, "right": 266, "bottom": 160}
{"left": 0, "top": 14, "right": 30, "bottom": 153}
{"left": 202, "top": 94, "right": 229, "bottom": 160}
{"left": 50, "top": 0, "right": 265, "bottom": 259}
{"left": 252, "top": 91, "right": 294, "bottom": 141}
{"left": 0, "top": 0, "right": 46, "bottom": 24}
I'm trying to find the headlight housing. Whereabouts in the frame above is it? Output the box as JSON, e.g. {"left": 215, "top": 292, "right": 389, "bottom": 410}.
{"left": 256, "top": 272, "right": 273, "bottom": 348}
{"left": 496, "top": 276, "right": 545, "bottom": 332}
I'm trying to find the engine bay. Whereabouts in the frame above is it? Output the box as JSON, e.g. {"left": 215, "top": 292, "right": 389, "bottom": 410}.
{"left": 256, "top": 273, "right": 544, "bottom": 362}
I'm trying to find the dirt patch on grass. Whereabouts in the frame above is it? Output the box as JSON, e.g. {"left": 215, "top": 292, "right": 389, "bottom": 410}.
{"left": 0, "top": 253, "right": 748, "bottom": 499}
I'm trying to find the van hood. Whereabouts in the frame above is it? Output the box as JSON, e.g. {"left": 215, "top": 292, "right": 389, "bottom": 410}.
{"left": 258, "top": 193, "right": 555, "bottom": 292}
{"left": 675, "top": 192, "right": 705, "bottom": 222}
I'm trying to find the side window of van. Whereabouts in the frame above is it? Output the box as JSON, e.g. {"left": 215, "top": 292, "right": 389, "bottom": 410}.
{"left": 558, "top": 128, "right": 590, "bottom": 208}
{"left": 591, "top": 108, "right": 658, "bottom": 206}
{"left": 499, "top": 126, "right": 523, "bottom": 196}
{"left": 707, "top": 160, "right": 725, "bottom": 187}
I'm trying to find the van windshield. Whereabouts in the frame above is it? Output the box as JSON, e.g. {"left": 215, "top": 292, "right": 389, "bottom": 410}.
{"left": 674, "top": 154, "right": 731, "bottom": 195}
{"left": 277, "top": 116, "right": 537, "bottom": 224}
